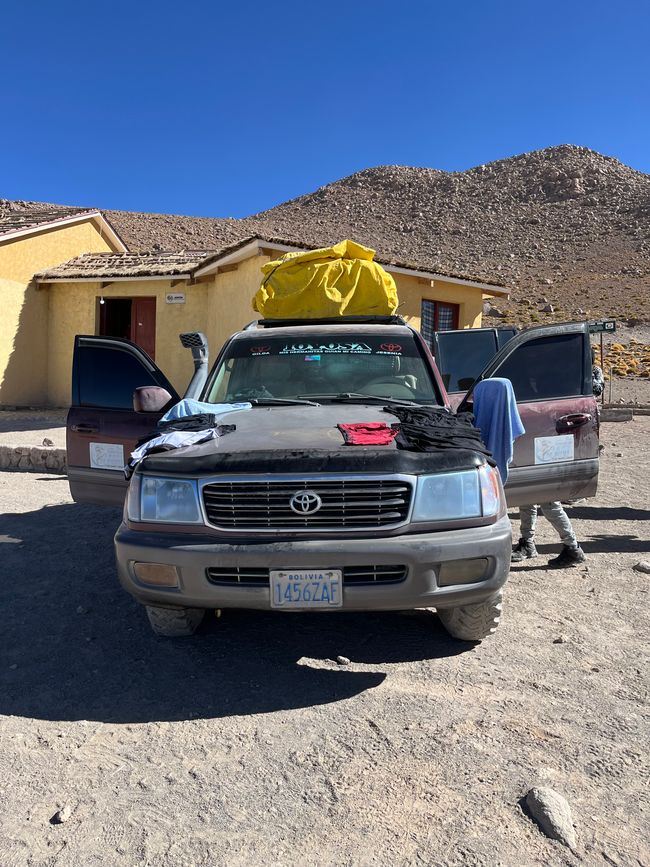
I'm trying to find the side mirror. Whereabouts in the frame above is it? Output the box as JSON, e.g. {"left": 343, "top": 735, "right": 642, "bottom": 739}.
{"left": 133, "top": 386, "right": 173, "bottom": 413}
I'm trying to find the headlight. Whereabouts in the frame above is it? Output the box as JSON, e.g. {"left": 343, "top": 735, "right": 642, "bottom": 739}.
{"left": 412, "top": 465, "right": 501, "bottom": 522}
{"left": 127, "top": 475, "right": 202, "bottom": 524}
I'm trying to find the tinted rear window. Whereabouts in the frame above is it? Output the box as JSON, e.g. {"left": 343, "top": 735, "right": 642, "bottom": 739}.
{"left": 436, "top": 330, "right": 499, "bottom": 392}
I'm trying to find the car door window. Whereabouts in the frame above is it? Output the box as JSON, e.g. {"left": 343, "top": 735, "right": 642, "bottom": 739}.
{"left": 76, "top": 345, "right": 162, "bottom": 409}
{"left": 495, "top": 333, "right": 585, "bottom": 401}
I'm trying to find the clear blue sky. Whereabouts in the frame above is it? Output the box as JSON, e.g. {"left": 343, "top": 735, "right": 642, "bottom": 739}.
{"left": 2, "top": 0, "right": 648, "bottom": 218}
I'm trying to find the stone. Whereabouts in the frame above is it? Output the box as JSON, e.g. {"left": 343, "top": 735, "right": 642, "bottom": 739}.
{"left": 45, "top": 453, "right": 62, "bottom": 470}
{"left": 42, "top": 437, "right": 54, "bottom": 447}
{"left": 30, "top": 447, "right": 47, "bottom": 465}
{"left": 553, "top": 635, "right": 569, "bottom": 644}
{"left": 541, "top": 303, "right": 555, "bottom": 313}
{"left": 336, "top": 655, "right": 350, "bottom": 666}
{"left": 525, "top": 786, "right": 576, "bottom": 849}
{"left": 51, "top": 804, "right": 72, "bottom": 824}
{"left": 633, "top": 561, "right": 650, "bottom": 574}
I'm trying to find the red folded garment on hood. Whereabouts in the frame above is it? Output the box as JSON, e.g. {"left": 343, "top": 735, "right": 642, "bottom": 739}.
{"left": 338, "top": 422, "right": 399, "bottom": 446}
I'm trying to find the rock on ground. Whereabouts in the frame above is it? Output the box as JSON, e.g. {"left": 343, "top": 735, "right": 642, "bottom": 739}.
{"left": 525, "top": 787, "right": 577, "bottom": 850}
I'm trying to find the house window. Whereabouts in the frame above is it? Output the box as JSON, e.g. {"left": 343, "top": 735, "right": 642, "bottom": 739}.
{"left": 420, "top": 300, "right": 459, "bottom": 344}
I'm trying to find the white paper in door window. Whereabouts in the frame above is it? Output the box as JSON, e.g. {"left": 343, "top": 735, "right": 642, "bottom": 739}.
{"left": 90, "top": 442, "right": 125, "bottom": 470}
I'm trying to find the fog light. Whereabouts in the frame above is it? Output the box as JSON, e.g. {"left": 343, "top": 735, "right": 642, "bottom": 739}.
{"left": 438, "top": 558, "right": 488, "bottom": 586}
{"left": 133, "top": 562, "right": 179, "bottom": 587}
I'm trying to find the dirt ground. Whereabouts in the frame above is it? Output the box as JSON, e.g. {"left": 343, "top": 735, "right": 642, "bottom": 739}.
{"left": 1, "top": 420, "right": 649, "bottom": 867}
{"left": 0, "top": 411, "right": 66, "bottom": 450}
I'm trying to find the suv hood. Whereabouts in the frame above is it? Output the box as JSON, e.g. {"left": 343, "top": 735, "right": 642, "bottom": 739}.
{"left": 141, "top": 404, "right": 487, "bottom": 476}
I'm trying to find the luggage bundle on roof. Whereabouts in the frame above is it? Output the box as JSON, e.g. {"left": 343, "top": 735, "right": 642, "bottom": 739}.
{"left": 252, "top": 240, "right": 399, "bottom": 320}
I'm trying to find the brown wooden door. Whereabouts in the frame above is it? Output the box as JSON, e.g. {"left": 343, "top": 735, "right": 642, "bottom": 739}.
{"left": 131, "top": 297, "right": 156, "bottom": 360}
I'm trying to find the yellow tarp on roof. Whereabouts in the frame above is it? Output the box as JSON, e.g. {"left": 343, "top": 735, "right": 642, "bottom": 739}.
{"left": 253, "top": 239, "right": 398, "bottom": 319}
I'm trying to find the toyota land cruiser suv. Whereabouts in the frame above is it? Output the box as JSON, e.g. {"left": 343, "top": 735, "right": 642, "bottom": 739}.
{"left": 67, "top": 317, "right": 599, "bottom": 641}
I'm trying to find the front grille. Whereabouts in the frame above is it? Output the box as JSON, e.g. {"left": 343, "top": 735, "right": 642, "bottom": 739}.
{"left": 206, "top": 566, "right": 269, "bottom": 586}
{"left": 206, "top": 565, "right": 408, "bottom": 587}
{"left": 342, "top": 565, "right": 408, "bottom": 585}
{"left": 202, "top": 478, "right": 412, "bottom": 531}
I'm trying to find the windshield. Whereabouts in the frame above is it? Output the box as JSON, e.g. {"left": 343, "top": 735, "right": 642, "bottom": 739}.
{"left": 204, "top": 332, "right": 441, "bottom": 405}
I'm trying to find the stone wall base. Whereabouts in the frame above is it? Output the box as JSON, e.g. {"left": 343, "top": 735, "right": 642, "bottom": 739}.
{"left": 0, "top": 445, "right": 67, "bottom": 474}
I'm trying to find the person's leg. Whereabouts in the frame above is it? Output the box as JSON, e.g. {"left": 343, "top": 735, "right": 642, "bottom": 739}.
{"left": 519, "top": 504, "right": 537, "bottom": 540}
{"left": 539, "top": 501, "right": 586, "bottom": 567}
{"left": 538, "top": 502, "right": 577, "bottom": 547}
{"left": 512, "top": 505, "right": 539, "bottom": 561}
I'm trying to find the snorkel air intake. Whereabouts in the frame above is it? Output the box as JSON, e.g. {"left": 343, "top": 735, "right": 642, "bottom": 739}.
{"left": 180, "top": 332, "right": 209, "bottom": 399}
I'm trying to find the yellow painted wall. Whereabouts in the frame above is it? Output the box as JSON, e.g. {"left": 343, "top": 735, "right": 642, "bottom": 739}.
{"left": 0, "top": 221, "right": 115, "bottom": 405}
{"left": 206, "top": 254, "right": 272, "bottom": 350}
{"left": 46, "top": 279, "right": 208, "bottom": 406}
{"left": 393, "top": 274, "right": 483, "bottom": 331}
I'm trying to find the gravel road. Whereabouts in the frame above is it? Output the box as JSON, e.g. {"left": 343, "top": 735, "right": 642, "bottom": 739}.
{"left": 1, "top": 420, "right": 649, "bottom": 866}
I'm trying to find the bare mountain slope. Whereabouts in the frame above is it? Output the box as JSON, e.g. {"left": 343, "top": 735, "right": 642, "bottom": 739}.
{"left": 245, "top": 145, "right": 650, "bottom": 324}
{"left": 3, "top": 145, "right": 649, "bottom": 325}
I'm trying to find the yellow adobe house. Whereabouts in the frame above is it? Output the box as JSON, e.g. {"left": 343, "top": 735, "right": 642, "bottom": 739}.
{"left": 35, "top": 235, "right": 510, "bottom": 406}
{"left": 0, "top": 205, "right": 126, "bottom": 405}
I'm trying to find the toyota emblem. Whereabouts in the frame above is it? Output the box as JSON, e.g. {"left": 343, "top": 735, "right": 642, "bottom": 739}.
{"left": 289, "top": 490, "right": 322, "bottom": 515}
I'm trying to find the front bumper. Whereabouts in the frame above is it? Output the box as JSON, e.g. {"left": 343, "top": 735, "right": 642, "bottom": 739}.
{"left": 115, "top": 515, "right": 512, "bottom": 611}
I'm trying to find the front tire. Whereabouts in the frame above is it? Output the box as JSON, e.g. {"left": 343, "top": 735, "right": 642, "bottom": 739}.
{"left": 145, "top": 604, "right": 205, "bottom": 637}
{"left": 437, "top": 590, "right": 503, "bottom": 641}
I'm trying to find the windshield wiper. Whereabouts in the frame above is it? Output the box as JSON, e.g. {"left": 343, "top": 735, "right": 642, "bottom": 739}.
{"left": 297, "top": 392, "right": 420, "bottom": 406}
{"left": 247, "top": 397, "right": 321, "bottom": 407}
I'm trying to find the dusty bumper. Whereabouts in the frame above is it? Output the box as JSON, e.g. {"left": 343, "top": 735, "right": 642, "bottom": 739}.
{"left": 114, "top": 516, "right": 512, "bottom": 611}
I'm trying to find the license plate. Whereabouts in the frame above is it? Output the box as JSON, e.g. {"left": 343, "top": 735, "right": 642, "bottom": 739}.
{"left": 270, "top": 569, "right": 342, "bottom": 609}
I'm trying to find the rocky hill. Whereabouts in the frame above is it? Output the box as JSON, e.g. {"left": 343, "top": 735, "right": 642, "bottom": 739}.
{"left": 4, "top": 145, "right": 649, "bottom": 326}
{"left": 244, "top": 145, "right": 650, "bottom": 326}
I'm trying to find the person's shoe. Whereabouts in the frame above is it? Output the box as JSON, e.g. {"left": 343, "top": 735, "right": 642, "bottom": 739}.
{"left": 511, "top": 538, "right": 538, "bottom": 562}
{"left": 547, "top": 545, "right": 586, "bottom": 568}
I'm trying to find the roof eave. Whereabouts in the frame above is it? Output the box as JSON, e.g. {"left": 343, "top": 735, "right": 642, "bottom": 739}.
{"left": 0, "top": 210, "right": 128, "bottom": 252}
{"left": 193, "top": 237, "right": 301, "bottom": 277}
{"left": 37, "top": 273, "right": 192, "bottom": 284}
{"left": 193, "top": 236, "right": 510, "bottom": 295}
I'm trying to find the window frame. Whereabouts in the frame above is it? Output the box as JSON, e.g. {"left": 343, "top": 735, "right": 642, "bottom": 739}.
{"left": 420, "top": 299, "right": 460, "bottom": 345}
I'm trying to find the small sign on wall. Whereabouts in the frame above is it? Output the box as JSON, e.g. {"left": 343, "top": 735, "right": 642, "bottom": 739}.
{"left": 166, "top": 292, "right": 186, "bottom": 304}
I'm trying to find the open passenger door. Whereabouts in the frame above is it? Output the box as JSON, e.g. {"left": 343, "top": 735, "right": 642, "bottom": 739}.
{"left": 67, "top": 336, "right": 180, "bottom": 506}
{"left": 459, "top": 322, "right": 599, "bottom": 507}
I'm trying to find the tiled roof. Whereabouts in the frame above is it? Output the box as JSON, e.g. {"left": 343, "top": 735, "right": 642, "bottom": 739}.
{"left": 0, "top": 200, "right": 98, "bottom": 238}
{"left": 37, "top": 250, "right": 216, "bottom": 280}
{"left": 36, "top": 235, "right": 508, "bottom": 292}
{"left": 196, "top": 234, "right": 509, "bottom": 289}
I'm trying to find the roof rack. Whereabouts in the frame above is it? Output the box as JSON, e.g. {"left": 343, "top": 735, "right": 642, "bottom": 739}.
{"left": 246, "top": 314, "right": 408, "bottom": 329}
